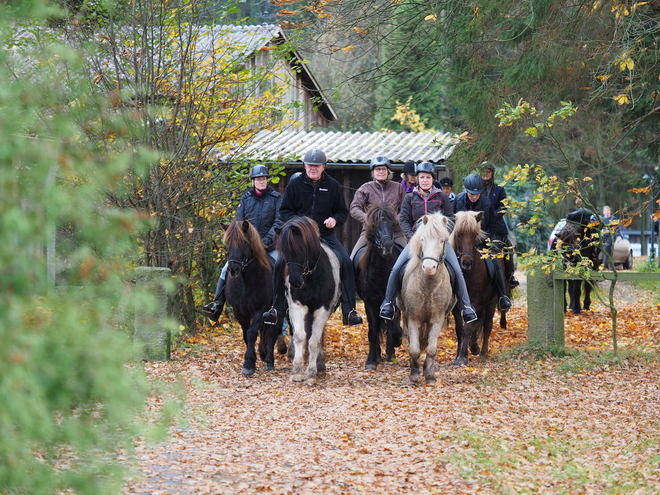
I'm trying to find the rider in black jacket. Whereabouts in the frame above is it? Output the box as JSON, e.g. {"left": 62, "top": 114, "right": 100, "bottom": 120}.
{"left": 201, "top": 165, "right": 282, "bottom": 322}
{"left": 263, "top": 149, "right": 363, "bottom": 327}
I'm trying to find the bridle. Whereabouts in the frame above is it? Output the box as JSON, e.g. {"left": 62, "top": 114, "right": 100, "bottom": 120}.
{"left": 227, "top": 254, "right": 253, "bottom": 273}
{"left": 419, "top": 238, "right": 446, "bottom": 265}
{"left": 287, "top": 250, "right": 322, "bottom": 277}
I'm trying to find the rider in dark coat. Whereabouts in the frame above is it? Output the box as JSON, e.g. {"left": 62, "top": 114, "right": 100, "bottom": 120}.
{"left": 201, "top": 165, "right": 282, "bottom": 322}
{"left": 263, "top": 149, "right": 363, "bottom": 327}
{"left": 453, "top": 173, "right": 512, "bottom": 311}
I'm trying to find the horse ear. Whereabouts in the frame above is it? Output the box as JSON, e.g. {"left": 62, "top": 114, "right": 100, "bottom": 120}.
{"left": 220, "top": 222, "right": 229, "bottom": 231}
{"left": 422, "top": 215, "right": 429, "bottom": 225}
{"left": 475, "top": 211, "right": 483, "bottom": 223}
{"left": 241, "top": 220, "right": 250, "bottom": 232}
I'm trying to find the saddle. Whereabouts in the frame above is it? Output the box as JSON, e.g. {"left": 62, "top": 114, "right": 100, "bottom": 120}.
{"left": 397, "top": 258, "right": 459, "bottom": 293}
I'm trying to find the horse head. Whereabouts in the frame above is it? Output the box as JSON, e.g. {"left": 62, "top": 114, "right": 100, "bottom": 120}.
{"left": 412, "top": 213, "right": 450, "bottom": 276}
{"left": 224, "top": 219, "right": 269, "bottom": 278}
{"left": 451, "top": 211, "right": 485, "bottom": 271}
{"left": 278, "top": 217, "right": 322, "bottom": 290}
{"left": 366, "top": 204, "right": 397, "bottom": 256}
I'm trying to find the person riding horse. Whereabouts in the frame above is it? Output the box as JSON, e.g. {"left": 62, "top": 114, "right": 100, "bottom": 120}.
{"left": 481, "top": 162, "right": 519, "bottom": 289}
{"left": 453, "top": 173, "right": 513, "bottom": 311}
{"left": 201, "top": 165, "right": 282, "bottom": 322}
{"left": 263, "top": 149, "right": 363, "bottom": 327}
{"left": 349, "top": 155, "right": 407, "bottom": 258}
{"left": 379, "top": 161, "right": 478, "bottom": 324}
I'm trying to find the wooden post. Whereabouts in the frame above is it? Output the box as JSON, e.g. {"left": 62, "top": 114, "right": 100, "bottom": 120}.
{"left": 527, "top": 270, "right": 565, "bottom": 348}
{"left": 134, "top": 266, "right": 172, "bottom": 361}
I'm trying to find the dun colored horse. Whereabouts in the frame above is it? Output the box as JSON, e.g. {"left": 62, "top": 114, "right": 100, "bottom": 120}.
{"left": 450, "top": 211, "right": 503, "bottom": 365}
{"left": 224, "top": 219, "right": 283, "bottom": 375}
{"left": 355, "top": 204, "right": 403, "bottom": 370}
{"left": 277, "top": 217, "right": 341, "bottom": 385}
{"left": 398, "top": 213, "right": 455, "bottom": 385}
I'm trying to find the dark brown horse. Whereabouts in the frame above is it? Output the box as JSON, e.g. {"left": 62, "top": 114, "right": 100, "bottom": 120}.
{"left": 224, "top": 219, "right": 283, "bottom": 375}
{"left": 450, "top": 211, "right": 505, "bottom": 365}
{"left": 355, "top": 204, "right": 403, "bottom": 370}
{"left": 552, "top": 212, "right": 601, "bottom": 314}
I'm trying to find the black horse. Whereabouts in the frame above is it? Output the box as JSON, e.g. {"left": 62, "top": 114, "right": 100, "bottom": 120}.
{"left": 277, "top": 217, "right": 341, "bottom": 385}
{"left": 224, "top": 219, "right": 283, "bottom": 375}
{"left": 552, "top": 209, "right": 601, "bottom": 314}
{"left": 355, "top": 204, "right": 403, "bottom": 370}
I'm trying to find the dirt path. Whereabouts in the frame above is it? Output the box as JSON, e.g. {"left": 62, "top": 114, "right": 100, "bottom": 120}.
{"left": 124, "top": 278, "right": 660, "bottom": 494}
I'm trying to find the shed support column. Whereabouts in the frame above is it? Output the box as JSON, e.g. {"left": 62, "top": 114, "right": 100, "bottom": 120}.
{"left": 134, "top": 266, "right": 172, "bottom": 361}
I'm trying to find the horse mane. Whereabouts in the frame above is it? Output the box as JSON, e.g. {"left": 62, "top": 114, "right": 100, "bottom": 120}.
{"left": 407, "top": 212, "right": 450, "bottom": 271}
{"left": 224, "top": 218, "right": 271, "bottom": 271}
{"left": 556, "top": 221, "right": 600, "bottom": 268}
{"left": 363, "top": 204, "right": 399, "bottom": 241}
{"left": 277, "top": 216, "right": 321, "bottom": 260}
{"left": 450, "top": 211, "right": 487, "bottom": 247}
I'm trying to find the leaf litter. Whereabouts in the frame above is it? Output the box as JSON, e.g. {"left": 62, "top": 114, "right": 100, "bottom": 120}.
{"left": 125, "top": 279, "right": 660, "bottom": 494}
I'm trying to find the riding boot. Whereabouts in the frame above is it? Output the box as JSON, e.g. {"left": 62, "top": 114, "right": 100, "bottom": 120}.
{"left": 505, "top": 254, "right": 520, "bottom": 288}
{"left": 379, "top": 244, "right": 410, "bottom": 320}
{"left": 444, "top": 244, "right": 478, "bottom": 324}
{"left": 494, "top": 261, "right": 512, "bottom": 311}
{"left": 201, "top": 275, "right": 226, "bottom": 323}
{"left": 263, "top": 257, "right": 286, "bottom": 325}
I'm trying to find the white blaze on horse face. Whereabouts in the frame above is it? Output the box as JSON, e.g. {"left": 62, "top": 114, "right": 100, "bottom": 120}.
{"left": 420, "top": 237, "right": 444, "bottom": 276}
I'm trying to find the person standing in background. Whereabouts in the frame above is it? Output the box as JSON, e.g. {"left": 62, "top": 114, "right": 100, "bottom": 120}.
{"left": 601, "top": 205, "right": 619, "bottom": 269}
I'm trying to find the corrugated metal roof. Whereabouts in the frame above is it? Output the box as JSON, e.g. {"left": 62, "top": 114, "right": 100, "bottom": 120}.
{"left": 197, "top": 24, "right": 281, "bottom": 62}
{"left": 216, "top": 130, "right": 459, "bottom": 167}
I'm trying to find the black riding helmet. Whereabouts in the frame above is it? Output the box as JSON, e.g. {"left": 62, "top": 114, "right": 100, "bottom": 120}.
{"left": 249, "top": 165, "right": 269, "bottom": 179}
{"left": 416, "top": 161, "right": 436, "bottom": 177}
{"left": 438, "top": 177, "right": 453, "bottom": 187}
{"left": 303, "top": 149, "right": 327, "bottom": 165}
{"left": 402, "top": 160, "right": 417, "bottom": 176}
{"left": 370, "top": 156, "right": 391, "bottom": 170}
{"left": 464, "top": 173, "right": 484, "bottom": 194}
{"left": 482, "top": 161, "right": 495, "bottom": 172}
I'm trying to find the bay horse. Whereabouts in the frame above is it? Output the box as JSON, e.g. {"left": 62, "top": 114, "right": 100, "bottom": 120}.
{"left": 277, "top": 216, "right": 341, "bottom": 385}
{"left": 355, "top": 204, "right": 403, "bottom": 370}
{"left": 224, "top": 219, "right": 283, "bottom": 375}
{"left": 552, "top": 211, "right": 601, "bottom": 314}
{"left": 450, "top": 211, "right": 503, "bottom": 365}
{"left": 398, "top": 212, "right": 455, "bottom": 385}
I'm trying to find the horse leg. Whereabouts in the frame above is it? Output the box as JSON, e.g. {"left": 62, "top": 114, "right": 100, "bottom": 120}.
{"left": 453, "top": 305, "right": 469, "bottom": 366}
{"left": 469, "top": 321, "right": 481, "bottom": 356}
{"left": 365, "top": 304, "right": 381, "bottom": 370}
{"left": 406, "top": 322, "right": 422, "bottom": 384}
{"left": 480, "top": 304, "right": 496, "bottom": 358}
{"left": 306, "top": 309, "right": 330, "bottom": 385}
{"left": 583, "top": 281, "right": 593, "bottom": 311}
{"left": 241, "top": 317, "right": 259, "bottom": 376}
{"left": 260, "top": 314, "right": 282, "bottom": 371}
{"left": 289, "top": 306, "right": 307, "bottom": 382}
{"left": 568, "top": 280, "right": 581, "bottom": 314}
{"left": 423, "top": 321, "right": 442, "bottom": 386}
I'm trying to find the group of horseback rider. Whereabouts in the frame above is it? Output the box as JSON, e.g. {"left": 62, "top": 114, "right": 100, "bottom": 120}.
{"left": 201, "top": 150, "right": 519, "bottom": 327}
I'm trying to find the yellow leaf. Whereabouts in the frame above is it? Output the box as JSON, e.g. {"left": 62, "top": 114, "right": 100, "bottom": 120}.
{"left": 597, "top": 74, "right": 611, "bottom": 82}
{"left": 613, "top": 94, "right": 630, "bottom": 105}
{"left": 425, "top": 14, "right": 437, "bottom": 21}
{"left": 342, "top": 45, "right": 355, "bottom": 51}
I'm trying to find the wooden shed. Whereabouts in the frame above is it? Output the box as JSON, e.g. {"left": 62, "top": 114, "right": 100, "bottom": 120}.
{"left": 216, "top": 130, "right": 460, "bottom": 252}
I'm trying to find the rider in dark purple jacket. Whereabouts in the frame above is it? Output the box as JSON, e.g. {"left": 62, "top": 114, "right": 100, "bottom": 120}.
{"left": 379, "top": 162, "right": 478, "bottom": 324}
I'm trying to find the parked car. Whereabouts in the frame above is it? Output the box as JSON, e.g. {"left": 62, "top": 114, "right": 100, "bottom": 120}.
{"left": 547, "top": 218, "right": 633, "bottom": 269}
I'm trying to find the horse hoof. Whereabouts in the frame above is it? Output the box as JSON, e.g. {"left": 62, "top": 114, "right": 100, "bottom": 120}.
{"left": 365, "top": 362, "right": 377, "bottom": 371}
{"left": 410, "top": 374, "right": 422, "bottom": 384}
{"left": 291, "top": 374, "right": 305, "bottom": 382}
{"left": 317, "top": 370, "right": 327, "bottom": 380}
{"left": 425, "top": 379, "right": 437, "bottom": 386}
{"left": 306, "top": 377, "right": 317, "bottom": 386}
{"left": 386, "top": 354, "right": 397, "bottom": 363}
{"left": 469, "top": 345, "right": 480, "bottom": 355}
{"left": 264, "top": 363, "right": 274, "bottom": 371}
{"left": 242, "top": 367, "right": 255, "bottom": 376}
{"left": 452, "top": 358, "right": 468, "bottom": 366}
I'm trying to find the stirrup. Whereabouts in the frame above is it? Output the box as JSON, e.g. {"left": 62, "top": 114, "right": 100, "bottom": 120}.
{"left": 379, "top": 302, "right": 396, "bottom": 321}
{"left": 461, "top": 307, "right": 478, "bottom": 324}
{"left": 262, "top": 308, "right": 278, "bottom": 325}
{"left": 509, "top": 276, "right": 520, "bottom": 289}
{"left": 498, "top": 296, "right": 512, "bottom": 311}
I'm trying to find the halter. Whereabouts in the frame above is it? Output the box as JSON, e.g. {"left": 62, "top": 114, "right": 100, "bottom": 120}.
{"left": 287, "top": 250, "right": 322, "bottom": 277}
{"left": 374, "top": 233, "right": 393, "bottom": 250}
{"left": 227, "top": 255, "right": 253, "bottom": 272}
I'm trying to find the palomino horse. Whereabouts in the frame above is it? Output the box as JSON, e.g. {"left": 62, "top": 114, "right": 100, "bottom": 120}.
{"left": 277, "top": 217, "right": 341, "bottom": 385}
{"left": 355, "top": 204, "right": 403, "bottom": 370}
{"left": 552, "top": 213, "right": 601, "bottom": 314}
{"left": 224, "top": 219, "right": 283, "bottom": 375}
{"left": 450, "top": 211, "right": 502, "bottom": 365}
{"left": 398, "top": 212, "right": 455, "bottom": 385}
